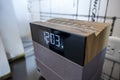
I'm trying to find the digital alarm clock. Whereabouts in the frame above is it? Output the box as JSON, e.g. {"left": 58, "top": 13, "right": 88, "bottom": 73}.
{"left": 30, "top": 23, "right": 86, "bottom": 66}
{"left": 30, "top": 18, "right": 110, "bottom": 80}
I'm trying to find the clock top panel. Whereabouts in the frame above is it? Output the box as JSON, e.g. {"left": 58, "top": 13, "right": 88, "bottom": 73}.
{"left": 32, "top": 18, "right": 110, "bottom": 37}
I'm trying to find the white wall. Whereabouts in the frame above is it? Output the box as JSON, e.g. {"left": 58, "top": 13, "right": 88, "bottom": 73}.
{"left": 0, "top": 0, "right": 24, "bottom": 59}
{"left": 30, "top": 0, "right": 108, "bottom": 21}
{"left": 0, "top": 37, "right": 11, "bottom": 77}
{"left": 12, "top": 0, "right": 31, "bottom": 38}
{"left": 107, "top": 0, "right": 120, "bottom": 38}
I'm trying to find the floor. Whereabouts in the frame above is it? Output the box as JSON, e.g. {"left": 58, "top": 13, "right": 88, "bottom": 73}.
{"left": 4, "top": 40, "right": 120, "bottom": 80}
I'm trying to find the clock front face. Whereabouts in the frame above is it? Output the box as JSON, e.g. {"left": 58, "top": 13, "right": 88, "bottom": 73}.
{"left": 30, "top": 23, "right": 86, "bottom": 66}
{"left": 39, "top": 29, "right": 65, "bottom": 56}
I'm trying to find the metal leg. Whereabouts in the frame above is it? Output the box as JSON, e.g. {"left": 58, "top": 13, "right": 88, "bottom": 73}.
{"left": 109, "top": 61, "right": 115, "bottom": 80}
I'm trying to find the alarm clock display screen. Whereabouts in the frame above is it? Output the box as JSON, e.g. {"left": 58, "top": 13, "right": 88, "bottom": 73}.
{"left": 39, "top": 29, "right": 65, "bottom": 55}
{"left": 30, "top": 23, "right": 86, "bottom": 66}
{"left": 43, "top": 31, "right": 64, "bottom": 49}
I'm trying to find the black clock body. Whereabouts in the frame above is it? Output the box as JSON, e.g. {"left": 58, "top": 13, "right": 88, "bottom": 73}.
{"left": 30, "top": 23, "right": 86, "bottom": 66}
